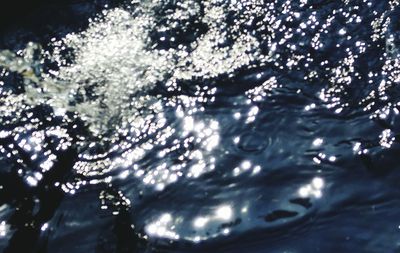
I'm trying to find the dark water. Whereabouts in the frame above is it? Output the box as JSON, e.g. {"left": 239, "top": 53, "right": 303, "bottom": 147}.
{"left": 0, "top": 0, "right": 400, "bottom": 252}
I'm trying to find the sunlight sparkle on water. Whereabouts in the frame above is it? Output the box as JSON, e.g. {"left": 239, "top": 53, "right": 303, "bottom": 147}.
{"left": 193, "top": 216, "right": 209, "bottom": 228}
{"left": 145, "top": 213, "right": 180, "bottom": 240}
{"left": 298, "top": 177, "right": 325, "bottom": 199}
{"left": 0, "top": 221, "right": 7, "bottom": 237}
{"left": 215, "top": 205, "right": 233, "bottom": 221}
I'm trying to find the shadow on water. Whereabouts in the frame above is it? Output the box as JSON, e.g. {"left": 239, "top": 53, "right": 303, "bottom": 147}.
{"left": 0, "top": 0, "right": 124, "bottom": 49}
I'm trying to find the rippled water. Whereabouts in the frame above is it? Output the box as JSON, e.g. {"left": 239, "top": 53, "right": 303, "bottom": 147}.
{"left": 0, "top": 0, "right": 400, "bottom": 252}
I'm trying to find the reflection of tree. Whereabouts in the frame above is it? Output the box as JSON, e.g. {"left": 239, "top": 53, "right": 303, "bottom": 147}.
{"left": 1, "top": 148, "right": 76, "bottom": 253}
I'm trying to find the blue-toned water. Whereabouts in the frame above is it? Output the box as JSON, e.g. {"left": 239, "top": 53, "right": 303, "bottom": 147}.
{"left": 0, "top": 0, "right": 400, "bottom": 252}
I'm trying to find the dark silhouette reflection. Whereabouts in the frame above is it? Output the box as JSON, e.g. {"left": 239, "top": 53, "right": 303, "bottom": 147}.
{"left": 96, "top": 186, "right": 148, "bottom": 253}
{"left": 95, "top": 210, "right": 147, "bottom": 253}
{"left": 2, "top": 148, "right": 77, "bottom": 253}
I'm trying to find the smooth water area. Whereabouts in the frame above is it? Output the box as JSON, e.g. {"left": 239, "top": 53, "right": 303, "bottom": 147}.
{"left": 0, "top": 0, "right": 400, "bottom": 252}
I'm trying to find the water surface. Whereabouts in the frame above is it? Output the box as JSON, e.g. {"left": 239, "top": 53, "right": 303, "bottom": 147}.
{"left": 0, "top": 0, "right": 400, "bottom": 252}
